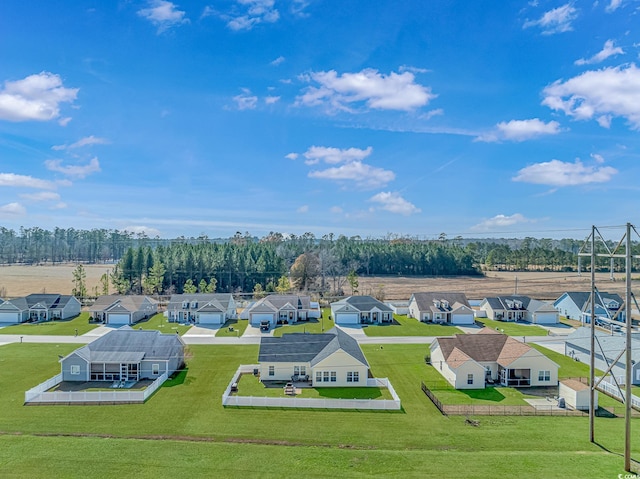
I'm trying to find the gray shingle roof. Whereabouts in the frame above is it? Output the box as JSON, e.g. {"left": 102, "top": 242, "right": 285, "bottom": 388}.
{"left": 258, "top": 328, "right": 368, "bottom": 367}
{"left": 482, "top": 295, "right": 531, "bottom": 311}
{"left": 0, "top": 294, "right": 77, "bottom": 312}
{"left": 166, "top": 293, "right": 234, "bottom": 311}
{"left": 410, "top": 292, "right": 471, "bottom": 312}
{"left": 332, "top": 295, "right": 392, "bottom": 313}
{"left": 88, "top": 295, "right": 157, "bottom": 313}
{"left": 559, "top": 292, "right": 624, "bottom": 311}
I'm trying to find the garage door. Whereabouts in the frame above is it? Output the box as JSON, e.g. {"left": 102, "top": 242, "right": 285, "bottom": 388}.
{"left": 533, "top": 313, "right": 558, "bottom": 324}
{"left": 0, "top": 311, "right": 20, "bottom": 322}
{"left": 451, "top": 313, "right": 474, "bottom": 325}
{"left": 251, "top": 313, "right": 274, "bottom": 326}
{"left": 336, "top": 313, "right": 359, "bottom": 325}
{"left": 199, "top": 313, "right": 224, "bottom": 325}
{"left": 108, "top": 313, "right": 130, "bottom": 325}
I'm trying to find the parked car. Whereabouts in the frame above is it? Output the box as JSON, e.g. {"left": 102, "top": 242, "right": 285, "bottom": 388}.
{"left": 260, "top": 321, "right": 270, "bottom": 332}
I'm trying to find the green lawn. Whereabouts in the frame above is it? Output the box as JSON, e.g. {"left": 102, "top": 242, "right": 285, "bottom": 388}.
{"left": 475, "top": 317, "right": 549, "bottom": 336}
{"left": 0, "top": 342, "right": 637, "bottom": 477}
{"left": 235, "top": 372, "right": 393, "bottom": 399}
{"left": 0, "top": 312, "right": 97, "bottom": 336}
{"left": 215, "top": 318, "right": 249, "bottom": 337}
{"left": 134, "top": 313, "right": 191, "bottom": 335}
{"left": 272, "top": 317, "right": 332, "bottom": 336}
{"left": 362, "top": 314, "right": 463, "bottom": 337}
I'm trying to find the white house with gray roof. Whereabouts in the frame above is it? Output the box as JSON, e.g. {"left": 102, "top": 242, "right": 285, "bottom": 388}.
{"left": 59, "top": 326, "right": 185, "bottom": 382}
{"left": 408, "top": 292, "right": 474, "bottom": 325}
{"left": 554, "top": 291, "right": 624, "bottom": 324}
{"left": 0, "top": 294, "right": 81, "bottom": 323}
{"left": 166, "top": 293, "right": 236, "bottom": 325}
{"left": 247, "top": 294, "right": 313, "bottom": 328}
{"left": 331, "top": 295, "right": 393, "bottom": 325}
{"left": 258, "top": 328, "right": 369, "bottom": 387}
{"left": 88, "top": 295, "right": 158, "bottom": 326}
{"left": 480, "top": 295, "right": 558, "bottom": 324}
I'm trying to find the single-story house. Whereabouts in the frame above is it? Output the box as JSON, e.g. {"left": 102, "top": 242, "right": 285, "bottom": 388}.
{"left": 386, "top": 300, "right": 409, "bottom": 316}
{"left": 258, "top": 328, "right": 369, "bottom": 387}
{"left": 479, "top": 295, "right": 558, "bottom": 324}
{"left": 554, "top": 291, "right": 625, "bottom": 324}
{"left": 565, "top": 327, "right": 640, "bottom": 385}
{"left": 430, "top": 328, "right": 559, "bottom": 389}
{"left": 408, "top": 292, "right": 474, "bottom": 325}
{"left": 60, "top": 326, "right": 185, "bottom": 382}
{"left": 0, "top": 294, "right": 81, "bottom": 323}
{"left": 331, "top": 295, "right": 393, "bottom": 325}
{"left": 88, "top": 295, "right": 158, "bottom": 326}
{"left": 166, "top": 293, "right": 236, "bottom": 325}
{"left": 247, "top": 294, "right": 313, "bottom": 328}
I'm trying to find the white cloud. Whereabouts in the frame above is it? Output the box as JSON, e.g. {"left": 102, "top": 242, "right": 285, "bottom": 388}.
{"left": 225, "top": 0, "right": 279, "bottom": 31}
{"left": 476, "top": 118, "right": 562, "bottom": 142}
{"left": 122, "top": 225, "right": 162, "bottom": 237}
{"left": 369, "top": 192, "right": 420, "bottom": 216}
{"left": 0, "top": 202, "right": 26, "bottom": 217}
{"left": 45, "top": 157, "right": 101, "bottom": 179}
{"left": 330, "top": 206, "right": 343, "bottom": 214}
{"left": 302, "top": 146, "right": 372, "bottom": 165}
{"left": 606, "top": 0, "right": 623, "bottom": 12}
{"left": 419, "top": 108, "right": 444, "bottom": 121}
{"left": 52, "top": 135, "right": 109, "bottom": 151}
{"left": 296, "top": 205, "right": 309, "bottom": 213}
{"left": 285, "top": 153, "right": 298, "bottom": 160}
{"left": 138, "top": 0, "right": 189, "bottom": 33}
{"left": 471, "top": 213, "right": 531, "bottom": 232}
{"left": 575, "top": 40, "right": 624, "bottom": 65}
{"left": 271, "top": 56, "right": 285, "bottom": 66}
{"left": 309, "top": 161, "right": 395, "bottom": 189}
{"left": 264, "top": 95, "right": 280, "bottom": 105}
{"left": 0, "top": 173, "right": 57, "bottom": 190}
{"left": 542, "top": 64, "right": 640, "bottom": 129}
{"left": 58, "top": 117, "right": 72, "bottom": 127}
{"left": 233, "top": 89, "right": 258, "bottom": 110}
{"left": 51, "top": 202, "right": 67, "bottom": 210}
{"left": 296, "top": 68, "right": 436, "bottom": 112}
{"left": 523, "top": 3, "right": 578, "bottom": 35}
{"left": 512, "top": 158, "right": 617, "bottom": 186}
{"left": 20, "top": 191, "right": 61, "bottom": 202}
{"left": 0, "top": 72, "right": 78, "bottom": 122}
{"left": 290, "top": 0, "right": 310, "bottom": 17}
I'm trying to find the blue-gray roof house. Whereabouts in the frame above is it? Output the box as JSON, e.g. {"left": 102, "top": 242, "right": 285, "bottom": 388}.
{"left": 565, "top": 327, "right": 640, "bottom": 385}
{"left": 554, "top": 291, "right": 625, "bottom": 324}
{"left": 258, "top": 328, "right": 369, "bottom": 387}
{"left": 331, "top": 295, "right": 393, "bottom": 325}
{"left": 60, "top": 327, "right": 185, "bottom": 382}
{"left": 0, "top": 294, "right": 81, "bottom": 323}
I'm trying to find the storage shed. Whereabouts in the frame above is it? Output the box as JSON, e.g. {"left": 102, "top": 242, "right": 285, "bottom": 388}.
{"left": 559, "top": 379, "right": 597, "bottom": 411}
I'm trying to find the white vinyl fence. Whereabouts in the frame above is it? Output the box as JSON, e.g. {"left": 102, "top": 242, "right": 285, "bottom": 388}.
{"left": 222, "top": 365, "right": 401, "bottom": 410}
{"left": 25, "top": 372, "right": 168, "bottom": 405}
{"left": 596, "top": 377, "right": 640, "bottom": 409}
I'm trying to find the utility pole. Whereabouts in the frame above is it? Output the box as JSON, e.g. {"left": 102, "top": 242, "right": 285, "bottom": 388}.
{"left": 624, "top": 222, "right": 632, "bottom": 472}
{"left": 589, "top": 225, "right": 595, "bottom": 443}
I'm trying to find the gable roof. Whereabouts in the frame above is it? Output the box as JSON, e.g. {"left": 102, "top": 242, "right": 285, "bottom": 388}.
{"left": 556, "top": 292, "right": 624, "bottom": 311}
{"left": 482, "top": 295, "right": 531, "bottom": 311}
{"left": 63, "top": 327, "right": 184, "bottom": 364}
{"left": 88, "top": 295, "right": 157, "bottom": 313}
{"left": 434, "top": 328, "right": 538, "bottom": 367}
{"left": 258, "top": 328, "right": 368, "bottom": 367}
{"left": 166, "top": 293, "right": 234, "bottom": 311}
{"left": 331, "top": 295, "right": 392, "bottom": 313}
{"left": 410, "top": 292, "right": 471, "bottom": 312}
{"left": 0, "top": 294, "right": 78, "bottom": 312}
{"left": 248, "top": 295, "right": 311, "bottom": 313}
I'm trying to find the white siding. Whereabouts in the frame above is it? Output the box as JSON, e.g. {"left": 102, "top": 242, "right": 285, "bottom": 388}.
{"left": 312, "top": 350, "right": 368, "bottom": 387}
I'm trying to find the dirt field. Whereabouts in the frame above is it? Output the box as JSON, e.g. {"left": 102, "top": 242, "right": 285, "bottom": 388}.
{"left": 0, "top": 264, "right": 635, "bottom": 300}
{"left": 0, "top": 264, "right": 113, "bottom": 297}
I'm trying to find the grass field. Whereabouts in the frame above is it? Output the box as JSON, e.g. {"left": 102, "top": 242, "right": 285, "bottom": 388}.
{"left": 235, "top": 373, "right": 393, "bottom": 399}
{"left": 215, "top": 318, "right": 249, "bottom": 337}
{"left": 0, "top": 312, "right": 97, "bottom": 336}
{"left": 475, "top": 317, "right": 550, "bottom": 336}
{"left": 134, "top": 313, "right": 192, "bottom": 336}
{"left": 0, "top": 341, "right": 638, "bottom": 477}
{"left": 363, "top": 314, "right": 463, "bottom": 337}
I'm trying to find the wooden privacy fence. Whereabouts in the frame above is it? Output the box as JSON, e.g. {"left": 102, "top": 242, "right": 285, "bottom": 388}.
{"left": 222, "top": 365, "right": 401, "bottom": 410}
{"left": 25, "top": 372, "right": 168, "bottom": 405}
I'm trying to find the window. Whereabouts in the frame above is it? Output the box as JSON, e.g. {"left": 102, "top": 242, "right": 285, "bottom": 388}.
{"left": 316, "top": 371, "right": 322, "bottom": 383}
{"left": 467, "top": 374, "right": 474, "bottom": 385}
{"left": 269, "top": 365, "right": 275, "bottom": 376}
{"left": 294, "top": 366, "right": 300, "bottom": 376}
{"left": 323, "top": 371, "right": 329, "bottom": 382}
{"left": 152, "top": 364, "right": 160, "bottom": 375}
{"left": 538, "top": 370, "right": 550, "bottom": 382}
{"left": 347, "top": 371, "right": 359, "bottom": 383}
{"left": 330, "top": 371, "right": 336, "bottom": 382}
{"left": 70, "top": 365, "right": 80, "bottom": 375}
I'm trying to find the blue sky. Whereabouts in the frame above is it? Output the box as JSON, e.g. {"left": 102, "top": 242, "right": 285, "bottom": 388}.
{"left": 1, "top": 1, "right": 639, "bottom": 240}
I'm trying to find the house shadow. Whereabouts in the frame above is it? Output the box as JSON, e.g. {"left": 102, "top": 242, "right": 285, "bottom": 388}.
{"left": 162, "top": 367, "right": 190, "bottom": 387}
{"left": 316, "top": 388, "right": 383, "bottom": 400}
{"left": 460, "top": 387, "right": 506, "bottom": 402}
